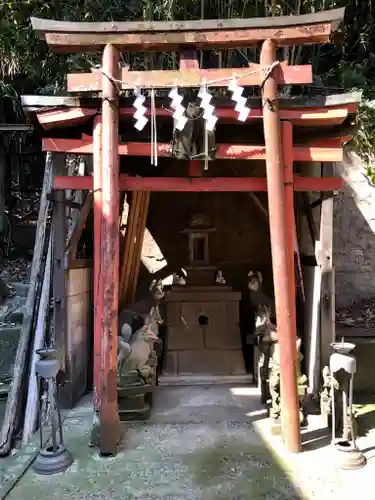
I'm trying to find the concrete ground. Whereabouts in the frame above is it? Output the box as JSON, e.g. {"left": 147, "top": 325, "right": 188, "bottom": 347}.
{"left": 1, "top": 385, "right": 375, "bottom": 500}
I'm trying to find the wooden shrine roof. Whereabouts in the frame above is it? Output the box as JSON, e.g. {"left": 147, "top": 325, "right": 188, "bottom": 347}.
{"left": 31, "top": 8, "right": 345, "bottom": 52}
{"left": 21, "top": 91, "right": 362, "bottom": 132}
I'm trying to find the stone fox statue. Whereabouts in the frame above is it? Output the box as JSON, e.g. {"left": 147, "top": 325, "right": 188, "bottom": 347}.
{"left": 254, "top": 304, "right": 278, "bottom": 404}
{"left": 117, "top": 305, "right": 162, "bottom": 382}
{"left": 117, "top": 278, "right": 165, "bottom": 341}
{"left": 248, "top": 270, "right": 275, "bottom": 320}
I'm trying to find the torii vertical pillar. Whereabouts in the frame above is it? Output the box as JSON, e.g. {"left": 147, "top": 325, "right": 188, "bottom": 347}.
{"left": 261, "top": 40, "right": 301, "bottom": 452}
{"left": 99, "top": 43, "right": 121, "bottom": 456}
{"left": 93, "top": 115, "right": 102, "bottom": 425}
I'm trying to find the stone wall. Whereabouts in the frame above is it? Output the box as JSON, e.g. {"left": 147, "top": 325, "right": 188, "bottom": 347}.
{"left": 334, "top": 151, "right": 375, "bottom": 308}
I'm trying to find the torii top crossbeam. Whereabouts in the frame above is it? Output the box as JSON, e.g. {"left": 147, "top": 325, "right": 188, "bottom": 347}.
{"left": 31, "top": 8, "right": 344, "bottom": 52}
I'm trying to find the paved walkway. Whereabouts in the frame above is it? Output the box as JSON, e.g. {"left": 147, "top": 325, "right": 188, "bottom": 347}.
{"left": 1, "top": 386, "right": 375, "bottom": 500}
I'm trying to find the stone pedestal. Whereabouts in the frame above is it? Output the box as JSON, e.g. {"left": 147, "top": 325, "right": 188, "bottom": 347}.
{"left": 164, "top": 285, "right": 245, "bottom": 376}
{"left": 117, "top": 351, "right": 158, "bottom": 421}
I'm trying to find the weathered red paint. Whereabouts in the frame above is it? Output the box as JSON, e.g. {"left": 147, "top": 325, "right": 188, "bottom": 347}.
{"left": 37, "top": 107, "right": 97, "bottom": 129}
{"left": 261, "top": 40, "right": 301, "bottom": 453}
{"left": 93, "top": 115, "right": 102, "bottom": 415}
{"left": 35, "top": 104, "right": 352, "bottom": 128}
{"left": 42, "top": 138, "right": 344, "bottom": 162}
{"left": 52, "top": 174, "right": 344, "bottom": 192}
{"left": 67, "top": 64, "right": 312, "bottom": 92}
{"left": 282, "top": 121, "right": 298, "bottom": 378}
{"left": 99, "top": 44, "right": 120, "bottom": 456}
{"left": 31, "top": 10, "right": 344, "bottom": 52}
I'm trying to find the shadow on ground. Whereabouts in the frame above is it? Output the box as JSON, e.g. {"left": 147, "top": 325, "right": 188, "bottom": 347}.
{"left": 1, "top": 385, "right": 306, "bottom": 500}
{"left": 185, "top": 435, "right": 301, "bottom": 500}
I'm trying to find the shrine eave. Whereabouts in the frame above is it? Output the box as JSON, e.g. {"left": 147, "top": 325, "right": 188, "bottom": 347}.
{"left": 30, "top": 8, "right": 344, "bottom": 52}
{"left": 21, "top": 91, "right": 362, "bottom": 131}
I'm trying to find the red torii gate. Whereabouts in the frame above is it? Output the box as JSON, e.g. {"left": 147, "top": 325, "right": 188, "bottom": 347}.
{"left": 29, "top": 8, "right": 353, "bottom": 456}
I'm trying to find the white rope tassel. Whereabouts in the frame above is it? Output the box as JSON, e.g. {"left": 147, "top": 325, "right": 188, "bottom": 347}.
{"left": 133, "top": 88, "right": 148, "bottom": 131}
{"left": 150, "top": 89, "right": 158, "bottom": 166}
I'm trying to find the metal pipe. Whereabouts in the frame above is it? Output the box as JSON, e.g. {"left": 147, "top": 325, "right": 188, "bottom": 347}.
{"left": 260, "top": 39, "right": 301, "bottom": 453}
{"left": 99, "top": 43, "right": 121, "bottom": 456}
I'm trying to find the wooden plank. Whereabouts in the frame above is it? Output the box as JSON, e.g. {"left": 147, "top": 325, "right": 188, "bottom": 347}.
{"left": 92, "top": 115, "right": 102, "bottom": 424}
{"left": 22, "top": 236, "right": 52, "bottom": 445}
{"left": 52, "top": 190, "right": 67, "bottom": 367}
{"left": 22, "top": 90, "right": 362, "bottom": 113}
{"left": 307, "top": 241, "right": 322, "bottom": 397}
{"left": 282, "top": 121, "right": 297, "bottom": 353}
{"left": 319, "top": 162, "right": 335, "bottom": 371}
{"left": 302, "top": 192, "right": 319, "bottom": 244}
{"left": 0, "top": 153, "right": 53, "bottom": 456}
{"left": 53, "top": 175, "right": 344, "bottom": 192}
{"left": 119, "top": 107, "right": 351, "bottom": 125}
{"left": 35, "top": 105, "right": 349, "bottom": 128}
{"left": 37, "top": 107, "right": 97, "bottom": 129}
{"left": 68, "top": 259, "right": 93, "bottom": 269}
{"left": 293, "top": 177, "right": 343, "bottom": 191}
{"left": 68, "top": 64, "right": 312, "bottom": 92}
{"left": 31, "top": 10, "right": 345, "bottom": 35}
{"left": 41, "top": 22, "right": 338, "bottom": 53}
{"left": 120, "top": 192, "right": 150, "bottom": 306}
{"left": 119, "top": 193, "right": 143, "bottom": 308}
{"left": 64, "top": 192, "right": 93, "bottom": 262}
{"left": 42, "top": 139, "right": 344, "bottom": 162}
{"left": 127, "top": 192, "right": 150, "bottom": 304}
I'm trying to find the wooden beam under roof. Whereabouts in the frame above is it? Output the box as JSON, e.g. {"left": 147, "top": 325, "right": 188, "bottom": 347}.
{"left": 20, "top": 90, "right": 362, "bottom": 112}
{"left": 35, "top": 105, "right": 353, "bottom": 129}
{"left": 31, "top": 9, "right": 344, "bottom": 52}
{"left": 52, "top": 175, "right": 344, "bottom": 192}
{"left": 42, "top": 139, "right": 344, "bottom": 162}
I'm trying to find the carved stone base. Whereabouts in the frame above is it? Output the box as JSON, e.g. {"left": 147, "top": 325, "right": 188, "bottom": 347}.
{"left": 118, "top": 401, "right": 151, "bottom": 421}
{"left": 269, "top": 418, "right": 282, "bottom": 435}
{"left": 117, "top": 364, "right": 156, "bottom": 422}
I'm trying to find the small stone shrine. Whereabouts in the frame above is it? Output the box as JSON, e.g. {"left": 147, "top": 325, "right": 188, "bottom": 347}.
{"left": 164, "top": 214, "right": 246, "bottom": 376}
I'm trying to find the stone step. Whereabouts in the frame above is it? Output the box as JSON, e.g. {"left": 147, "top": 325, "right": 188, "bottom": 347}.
{"left": 9, "top": 282, "right": 29, "bottom": 297}
{"left": 0, "top": 297, "right": 27, "bottom": 325}
{"left": 4, "top": 305, "right": 26, "bottom": 325}
{"left": 159, "top": 374, "right": 254, "bottom": 386}
{"left": 0, "top": 326, "right": 21, "bottom": 381}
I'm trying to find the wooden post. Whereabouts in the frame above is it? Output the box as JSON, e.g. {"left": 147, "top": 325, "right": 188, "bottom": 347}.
{"left": 52, "top": 190, "right": 66, "bottom": 356}
{"left": 22, "top": 237, "right": 52, "bottom": 445}
{"left": 260, "top": 40, "right": 301, "bottom": 453}
{"left": 127, "top": 192, "right": 150, "bottom": 303}
{"left": 319, "top": 162, "right": 335, "bottom": 371}
{"left": 93, "top": 115, "right": 102, "bottom": 420}
{"left": 0, "top": 153, "right": 53, "bottom": 456}
{"left": 99, "top": 44, "right": 121, "bottom": 456}
{"left": 282, "top": 122, "right": 298, "bottom": 359}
